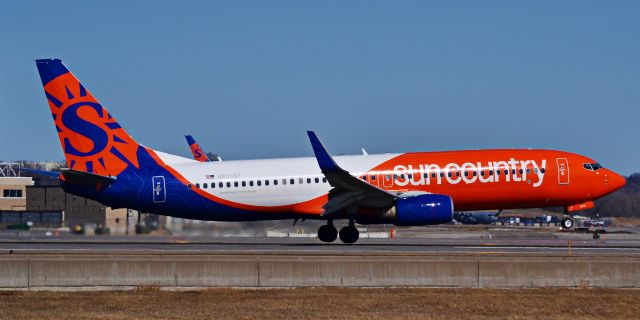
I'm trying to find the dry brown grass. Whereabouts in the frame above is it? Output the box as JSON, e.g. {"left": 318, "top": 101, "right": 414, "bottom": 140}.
{"left": 0, "top": 287, "right": 638, "bottom": 320}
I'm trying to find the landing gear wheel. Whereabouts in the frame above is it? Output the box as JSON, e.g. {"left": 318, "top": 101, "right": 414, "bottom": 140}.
{"left": 339, "top": 225, "right": 359, "bottom": 244}
{"left": 561, "top": 217, "right": 574, "bottom": 229}
{"left": 317, "top": 224, "right": 337, "bottom": 243}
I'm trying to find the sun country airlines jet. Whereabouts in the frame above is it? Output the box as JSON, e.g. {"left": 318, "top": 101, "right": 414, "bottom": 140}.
{"left": 34, "top": 59, "right": 626, "bottom": 243}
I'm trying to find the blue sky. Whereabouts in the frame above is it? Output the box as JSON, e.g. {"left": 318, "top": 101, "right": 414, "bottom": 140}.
{"left": 0, "top": 1, "right": 638, "bottom": 174}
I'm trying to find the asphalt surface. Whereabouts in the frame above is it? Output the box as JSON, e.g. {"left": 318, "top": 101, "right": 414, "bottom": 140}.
{"left": 2, "top": 225, "right": 640, "bottom": 256}
{"left": 2, "top": 236, "right": 640, "bottom": 256}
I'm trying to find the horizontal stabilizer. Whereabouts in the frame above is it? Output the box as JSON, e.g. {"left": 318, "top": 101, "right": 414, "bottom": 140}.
{"left": 18, "top": 168, "right": 61, "bottom": 178}
{"left": 61, "top": 169, "right": 116, "bottom": 191}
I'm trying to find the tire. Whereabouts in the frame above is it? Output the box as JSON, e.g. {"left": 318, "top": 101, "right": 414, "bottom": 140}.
{"left": 318, "top": 225, "right": 337, "bottom": 243}
{"left": 562, "top": 218, "right": 574, "bottom": 229}
{"left": 339, "top": 225, "right": 359, "bottom": 244}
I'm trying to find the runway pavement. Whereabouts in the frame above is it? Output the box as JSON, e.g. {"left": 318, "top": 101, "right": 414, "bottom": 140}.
{"left": 2, "top": 236, "right": 640, "bottom": 256}
{"left": 2, "top": 226, "right": 640, "bottom": 256}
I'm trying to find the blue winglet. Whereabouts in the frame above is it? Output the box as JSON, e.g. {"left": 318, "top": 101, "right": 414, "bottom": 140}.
{"left": 307, "top": 131, "right": 340, "bottom": 172}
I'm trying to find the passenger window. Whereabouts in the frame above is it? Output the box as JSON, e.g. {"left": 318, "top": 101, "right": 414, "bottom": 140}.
{"left": 274, "top": 180, "right": 278, "bottom": 185}
{"left": 322, "top": 178, "right": 327, "bottom": 183}
{"left": 526, "top": 168, "right": 531, "bottom": 174}
{"left": 188, "top": 184, "right": 192, "bottom": 189}
{"left": 456, "top": 172, "right": 460, "bottom": 177}
{"left": 519, "top": 169, "right": 523, "bottom": 175}
{"left": 203, "top": 183, "right": 208, "bottom": 189}
{"left": 290, "top": 178, "right": 294, "bottom": 185}
{"left": 307, "top": 178, "right": 311, "bottom": 183}
{"left": 385, "top": 174, "right": 390, "bottom": 181}
{"left": 299, "top": 178, "right": 303, "bottom": 184}
{"left": 447, "top": 172, "right": 452, "bottom": 178}
{"left": 234, "top": 181, "right": 238, "bottom": 187}
{"left": 473, "top": 172, "right": 477, "bottom": 177}
{"left": 511, "top": 169, "right": 516, "bottom": 175}
{"left": 407, "top": 174, "right": 412, "bottom": 179}
{"left": 283, "top": 179, "right": 287, "bottom": 185}
{"left": 315, "top": 177, "right": 320, "bottom": 183}
{"left": 195, "top": 183, "right": 200, "bottom": 189}
{"left": 464, "top": 172, "right": 469, "bottom": 177}
{"left": 219, "top": 182, "right": 223, "bottom": 188}
{"left": 496, "top": 170, "right": 500, "bottom": 176}
{"left": 541, "top": 168, "right": 546, "bottom": 173}
{"left": 480, "top": 171, "right": 485, "bottom": 177}
{"left": 504, "top": 170, "right": 508, "bottom": 175}
{"left": 423, "top": 173, "right": 429, "bottom": 178}
{"left": 242, "top": 181, "right": 246, "bottom": 187}
{"left": 431, "top": 173, "right": 436, "bottom": 178}
{"left": 211, "top": 183, "right": 215, "bottom": 188}
{"left": 371, "top": 175, "right": 376, "bottom": 181}
{"left": 257, "top": 180, "right": 262, "bottom": 186}
{"left": 440, "top": 172, "right": 444, "bottom": 178}
{"left": 265, "top": 180, "right": 270, "bottom": 186}
{"left": 249, "top": 181, "right": 254, "bottom": 187}
{"left": 226, "top": 182, "right": 231, "bottom": 188}
{"left": 489, "top": 171, "right": 493, "bottom": 176}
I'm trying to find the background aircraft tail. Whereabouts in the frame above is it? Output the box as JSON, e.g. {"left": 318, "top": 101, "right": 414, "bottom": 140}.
{"left": 36, "top": 59, "right": 141, "bottom": 177}
{"left": 185, "top": 134, "right": 210, "bottom": 162}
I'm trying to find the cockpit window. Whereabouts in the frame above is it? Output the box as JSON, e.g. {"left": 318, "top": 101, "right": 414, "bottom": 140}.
{"left": 583, "top": 163, "right": 603, "bottom": 171}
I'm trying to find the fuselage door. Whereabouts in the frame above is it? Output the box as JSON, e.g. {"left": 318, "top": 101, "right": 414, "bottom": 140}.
{"left": 152, "top": 176, "right": 166, "bottom": 203}
{"left": 556, "top": 158, "right": 570, "bottom": 185}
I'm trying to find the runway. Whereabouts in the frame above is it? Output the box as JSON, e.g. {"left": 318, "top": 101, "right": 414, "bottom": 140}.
{"left": 3, "top": 236, "right": 640, "bottom": 256}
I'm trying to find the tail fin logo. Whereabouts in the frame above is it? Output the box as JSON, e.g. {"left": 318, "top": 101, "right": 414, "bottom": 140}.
{"left": 45, "top": 73, "right": 140, "bottom": 177}
{"left": 190, "top": 143, "right": 209, "bottom": 162}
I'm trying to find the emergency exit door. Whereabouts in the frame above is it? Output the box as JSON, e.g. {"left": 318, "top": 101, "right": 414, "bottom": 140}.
{"left": 556, "top": 158, "right": 570, "bottom": 185}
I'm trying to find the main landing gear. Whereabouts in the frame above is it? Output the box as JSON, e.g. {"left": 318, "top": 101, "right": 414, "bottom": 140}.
{"left": 317, "top": 220, "right": 360, "bottom": 244}
{"left": 318, "top": 221, "right": 338, "bottom": 243}
{"left": 339, "top": 220, "right": 359, "bottom": 244}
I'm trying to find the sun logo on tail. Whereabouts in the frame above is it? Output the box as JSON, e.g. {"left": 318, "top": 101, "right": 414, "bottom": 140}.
{"left": 44, "top": 73, "right": 140, "bottom": 177}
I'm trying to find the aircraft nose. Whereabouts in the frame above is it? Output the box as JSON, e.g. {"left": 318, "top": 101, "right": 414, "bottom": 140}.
{"left": 607, "top": 171, "right": 626, "bottom": 191}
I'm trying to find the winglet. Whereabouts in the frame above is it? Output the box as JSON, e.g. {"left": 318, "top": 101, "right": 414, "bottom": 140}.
{"left": 307, "top": 131, "right": 340, "bottom": 172}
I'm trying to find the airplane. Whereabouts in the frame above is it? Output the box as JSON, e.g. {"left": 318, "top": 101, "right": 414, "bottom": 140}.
{"left": 185, "top": 134, "right": 211, "bottom": 162}
{"left": 34, "top": 58, "right": 626, "bottom": 243}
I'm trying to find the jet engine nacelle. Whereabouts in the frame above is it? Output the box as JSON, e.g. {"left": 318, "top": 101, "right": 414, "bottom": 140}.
{"left": 383, "top": 194, "right": 454, "bottom": 226}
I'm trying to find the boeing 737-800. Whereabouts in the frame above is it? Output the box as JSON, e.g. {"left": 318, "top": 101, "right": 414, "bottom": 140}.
{"left": 34, "top": 59, "right": 626, "bottom": 243}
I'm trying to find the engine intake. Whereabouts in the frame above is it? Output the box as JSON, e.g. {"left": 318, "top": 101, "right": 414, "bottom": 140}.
{"left": 383, "top": 194, "right": 454, "bottom": 226}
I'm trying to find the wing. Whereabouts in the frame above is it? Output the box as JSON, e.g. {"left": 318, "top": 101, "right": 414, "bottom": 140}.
{"left": 307, "top": 131, "right": 397, "bottom": 216}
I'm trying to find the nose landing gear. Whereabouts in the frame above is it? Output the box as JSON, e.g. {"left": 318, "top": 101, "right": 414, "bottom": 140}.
{"left": 561, "top": 217, "right": 574, "bottom": 229}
